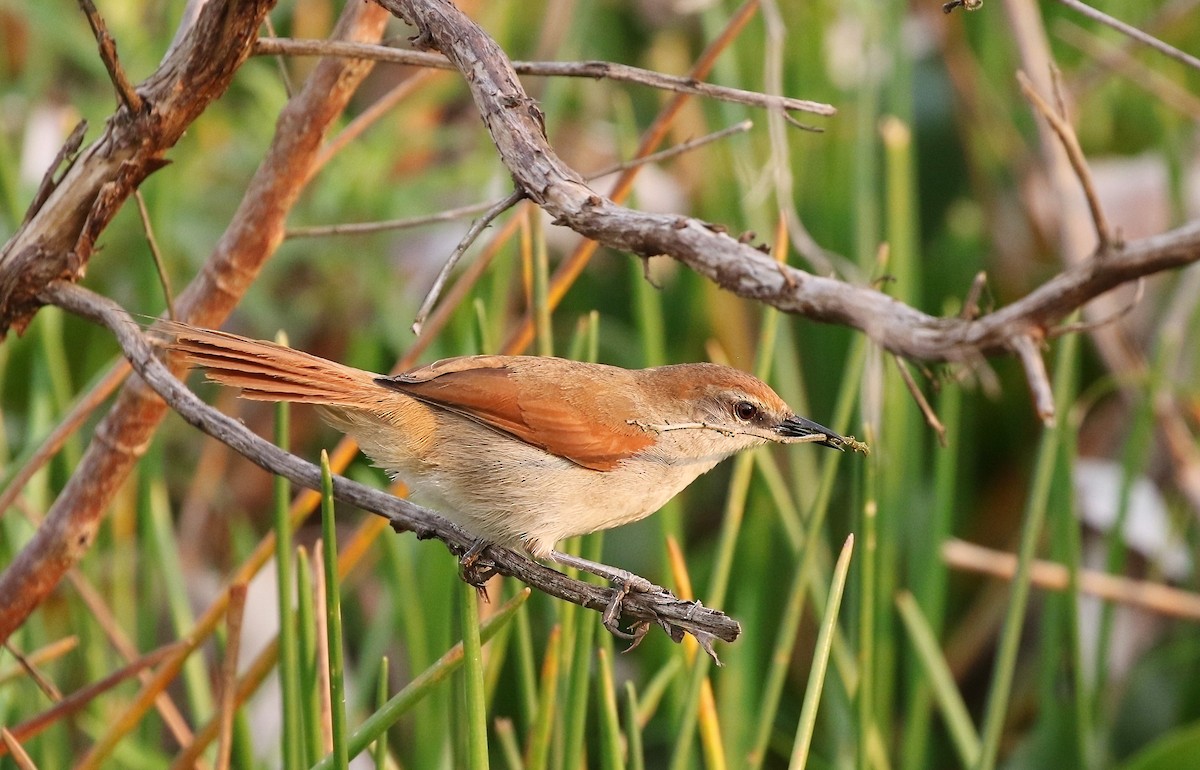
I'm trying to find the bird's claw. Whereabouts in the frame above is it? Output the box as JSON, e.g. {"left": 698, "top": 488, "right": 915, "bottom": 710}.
{"left": 459, "top": 540, "right": 499, "bottom": 599}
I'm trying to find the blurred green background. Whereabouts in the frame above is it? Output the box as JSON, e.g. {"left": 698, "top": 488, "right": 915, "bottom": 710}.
{"left": 2, "top": 0, "right": 1200, "bottom": 767}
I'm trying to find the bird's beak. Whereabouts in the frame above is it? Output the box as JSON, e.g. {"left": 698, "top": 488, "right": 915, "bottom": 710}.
{"left": 775, "top": 415, "right": 846, "bottom": 450}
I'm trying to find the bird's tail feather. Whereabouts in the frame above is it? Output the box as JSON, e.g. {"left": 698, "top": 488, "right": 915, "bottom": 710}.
{"left": 163, "top": 322, "right": 381, "bottom": 408}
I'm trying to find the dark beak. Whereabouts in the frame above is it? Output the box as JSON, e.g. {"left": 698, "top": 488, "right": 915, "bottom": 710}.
{"left": 776, "top": 415, "right": 846, "bottom": 450}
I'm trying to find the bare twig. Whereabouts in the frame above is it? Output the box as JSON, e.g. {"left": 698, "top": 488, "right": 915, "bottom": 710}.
{"left": 261, "top": 15, "right": 295, "bottom": 98}
{"left": 1016, "top": 69, "right": 1115, "bottom": 251}
{"left": 45, "top": 282, "right": 742, "bottom": 650}
{"left": 252, "top": 37, "right": 837, "bottom": 118}
{"left": 1056, "top": 19, "right": 1200, "bottom": 122}
{"left": 0, "top": 0, "right": 276, "bottom": 337}
{"left": 1052, "top": 0, "right": 1200, "bottom": 73}
{"left": 961, "top": 271, "right": 988, "bottom": 320}
{"left": 286, "top": 200, "right": 507, "bottom": 239}
{"left": 589, "top": 120, "right": 754, "bottom": 178}
{"left": 0, "top": 643, "right": 186, "bottom": 756}
{"left": 134, "top": 191, "right": 175, "bottom": 319}
{"left": 943, "top": 0, "right": 985, "bottom": 13}
{"left": 0, "top": 0, "right": 388, "bottom": 648}
{"left": 0, "top": 729, "right": 36, "bottom": 770}
{"left": 289, "top": 121, "right": 753, "bottom": 240}
{"left": 2, "top": 642, "right": 63, "bottom": 702}
{"left": 1013, "top": 333, "right": 1055, "bottom": 426}
{"left": 23, "top": 121, "right": 88, "bottom": 226}
{"left": 0, "top": 361, "right": 130, "bottom": 517}
{"left": 412, "top": 189, "right": 525, "bottom": 335}
{"left": 78, "top": 0, "right": 143, "bottom": 113}
{"left": 893, "top": 354, "right": 948, "bottom": 447}
{"left": 1049, "top": 278, "right": 1145, "bottom": 338}
{"left": 376, "top": 0, "right": 1200, "bottom": 375}
{"left": 214, "top": 583, "right": 246, "bottom": 770}
{"left": 943, "top": 538, "right": 1200, "bottom": 621}
{"left": 315, "top": 68, "right": 439, "bottom": 170}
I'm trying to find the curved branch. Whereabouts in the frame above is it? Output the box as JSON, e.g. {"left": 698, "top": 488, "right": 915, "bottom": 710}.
{"left": 45, "top": 282, "right": 742, "bottom": 650}
{"left": 0, "top": 0, "right": 277, "bottom": 336}
{"left": 0, "top": 0, "right": 390, "bottom": 646}
{"left": 377, "top": 0, "right": 1200, "bottom": 365}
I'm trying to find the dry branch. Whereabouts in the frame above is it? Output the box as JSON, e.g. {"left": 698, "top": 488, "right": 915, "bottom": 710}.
{"left": 252, "top": 37, "right": 837, "bottom": 118}
{"left": 0, "top": 0, "right": 391, "bottom": 645}
{"left": 0, "top": 0, "right": 276, "bottom": 337}
{"left": 44, "top": 282, "right": 742, "bottom": 650}
{"left": 377, "top": 0, "right": 1200, "bottom": 368}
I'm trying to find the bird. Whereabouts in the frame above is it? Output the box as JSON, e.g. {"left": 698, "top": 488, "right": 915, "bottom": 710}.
{"left": 165, "top": 323, "right": 858, "bottom": 569}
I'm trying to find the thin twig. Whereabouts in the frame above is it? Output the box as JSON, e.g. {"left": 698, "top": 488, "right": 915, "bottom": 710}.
{"left": 2, "top": 641, "right": 63, "bottom": 702}
{"left": 261, "top": 15, "right": 295, "bottom": 98}
{"left": 0, "top": 361, "right": 131, "bottom": 516}
{"left": 252, "top": 37, "right": 837, "bottom": 117}
{"left": 1056, "top": 19, "right": 1200, "bottom": 122}
{"left": 0, "top": 642, "right": 185, "bottom": 755}
{"left": 23, "top": 121, "right": 88, "bottom": 226}
{"left": 960, "top": 271, "right": 988, "bottom": 320}
{"left": 286, "top": 200, "right": 505, "bottom": 238}
{"left": 78, "top": 0, "right": 143, "bottom": 113}
{"left": 1049, "top": 277, "right": 1145, "bottom": 338}
{"left": 588, "top": 120, "right": 754, "bottom": 178}
{"left": 1017, "top": 69, "right": 1115, "bottom": 252}
{"left": 44, "top": 282, "right": 743, "bottom": 650}
{"left": 0, "top": 729, "right": 36, "bottom": 770}
{"left": 411, "top": 189, "right": 525, "bottom": 335}
{"left": 892, "top": 354, "right": 948, "bottom": 447}
{"left": 1052, "top": 0, "right": 1200, "bottom": 73}
{"left": 134, "top": 191, "right": 176, "bottom": 320}
{"left": 943, "top": 538, "right": 1200, "bottom": 621}
{"left": 315, "top": 68, "right": 439, "bottom": 170}
{"left": 1013, "top": 333, "right": 1055, "bottom": 426}
{"left": 214, "top": 583, "right": 247, "bottom": 770}
{"left": 290, "top": 121, "right": 753, "bottom": 240}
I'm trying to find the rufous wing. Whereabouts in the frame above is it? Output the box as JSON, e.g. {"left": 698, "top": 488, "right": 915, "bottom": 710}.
{"left": 377, "top": 357, "right": 654, "bottom": 471}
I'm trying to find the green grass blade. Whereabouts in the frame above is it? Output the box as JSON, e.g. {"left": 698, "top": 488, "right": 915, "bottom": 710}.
{"left": 523, "top": 625, "right": 561, "bottom": 770}
{"left": 373, "top": 656, "right": 389, "bottom": 769}
{"left": 321, "top": 451, "right": 351, "bottom": 770}
{"left": 975, "top": 330, "right": 1080, "bottom": 770}
{"left": 895, "top": 592, "right": 979, "bottom": 767}
{"left": 789, "top": 534, "right": 855, "bottom": 770}
{"left": 458, "top": 579, "right": 490, "bottom": 769}
{"left": 272, "top": 333, "right": 303, "bottom": 770}
{"left": 314, "top": 589, "right": 530, "bottom": 770}
{"left": 295, "top": 546, "right": 321, "bottom": 767}
{"left": 596, "top": 647, "right": 625, "bottom": 770}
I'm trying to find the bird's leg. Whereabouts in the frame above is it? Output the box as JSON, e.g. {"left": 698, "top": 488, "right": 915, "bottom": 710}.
{"left": 459, "top": 539, "right": 499, "bottom": 599}
{"left": 548, "top": 550, "right": 666, "bottom": 637}
{"left": 548, "top": 550, "right": 661, "bottom": 593}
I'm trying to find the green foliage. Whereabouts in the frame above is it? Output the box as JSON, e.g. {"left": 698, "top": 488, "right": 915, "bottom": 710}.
{"left": 2, "top": 0, "right": 1199, "bottom": 768}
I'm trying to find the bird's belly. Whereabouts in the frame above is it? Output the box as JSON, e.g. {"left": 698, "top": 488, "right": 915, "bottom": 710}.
{"left": 410, "top": 441, "right": 718, "bottom": 557}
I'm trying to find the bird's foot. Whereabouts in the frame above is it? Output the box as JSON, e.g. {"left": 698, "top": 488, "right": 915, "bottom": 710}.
{"left": 548, "top": 550, "right": 663, "bottom": 644}
{"left": 459, "top": 539, "right": 499, "bottom": 601}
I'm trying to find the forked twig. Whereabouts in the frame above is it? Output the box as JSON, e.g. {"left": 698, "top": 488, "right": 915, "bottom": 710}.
{"left": 78, "top": 0, "right": 142, "bottom": 113}
{"left": 1052, "top": 0, "right": 1200, "bottom": 73}
{"left": 893, "top": 355, "right": 948, "bottom": 447}
{"left": 1017, "top": 69, "right": 1115, "bottom": 252}
{"left": 1013, "top": 334, "right": 1055, "bottom": 426}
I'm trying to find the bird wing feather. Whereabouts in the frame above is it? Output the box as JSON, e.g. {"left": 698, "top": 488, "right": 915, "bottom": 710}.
{"left": 380, "top": 357, "right": 654, "bottom": 471}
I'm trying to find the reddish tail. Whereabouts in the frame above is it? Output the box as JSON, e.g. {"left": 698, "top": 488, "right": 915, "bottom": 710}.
{"left": 165, "top": 323, "right": 383, "bottom": 408}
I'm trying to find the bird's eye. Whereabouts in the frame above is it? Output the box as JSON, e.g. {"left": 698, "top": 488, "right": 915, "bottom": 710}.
{"left": 733, "top": 400, "right": 758, "bottom": 421}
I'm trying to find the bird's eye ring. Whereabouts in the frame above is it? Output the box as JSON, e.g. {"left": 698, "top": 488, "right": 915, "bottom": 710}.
{"left": 733, "top": 400, "right": 758, "bottom": 421}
